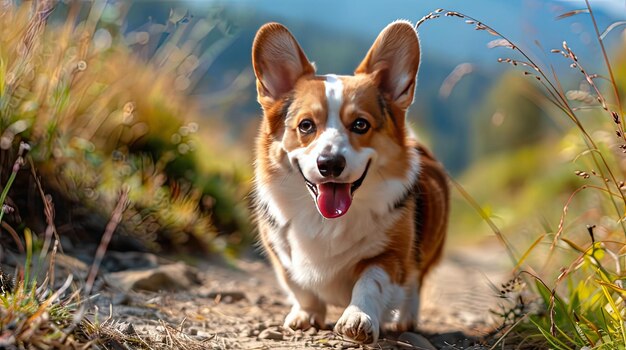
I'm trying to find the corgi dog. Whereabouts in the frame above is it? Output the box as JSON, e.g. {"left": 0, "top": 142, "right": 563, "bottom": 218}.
{"left": 251, "top": 20, "right": 449, "bottom": 344}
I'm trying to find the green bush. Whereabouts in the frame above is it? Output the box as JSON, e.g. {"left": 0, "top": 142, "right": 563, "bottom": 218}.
{"left": 0, "top": 1, "right": 251, "bottom": 253}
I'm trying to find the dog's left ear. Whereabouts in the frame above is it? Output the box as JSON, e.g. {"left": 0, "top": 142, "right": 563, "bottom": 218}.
{"left": 355, "top": 21, "right": 420, "bottom": 111}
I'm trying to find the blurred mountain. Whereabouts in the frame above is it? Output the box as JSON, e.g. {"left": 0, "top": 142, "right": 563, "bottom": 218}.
{"left": 123, "top": 0, "right": 625, "bottom": 174}
{"left": 225, "top": 0, "right": 623, "bottom": 71}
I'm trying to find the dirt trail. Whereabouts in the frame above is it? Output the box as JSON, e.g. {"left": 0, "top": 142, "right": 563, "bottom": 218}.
{"left": 81, "top": 236, "right": 512, "bottom": 349}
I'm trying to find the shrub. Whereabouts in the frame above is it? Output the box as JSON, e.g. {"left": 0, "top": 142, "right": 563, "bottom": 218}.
{"left": 418, "top": 5, "right": 626, "bottom": 348}
{"left": 0, "top": 1, "right": 251, "bottom": 254}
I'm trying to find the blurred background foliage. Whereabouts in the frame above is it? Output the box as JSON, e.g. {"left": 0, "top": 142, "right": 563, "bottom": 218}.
{"left": 0, "top": 0, "right": 625, "bottom": 263}
{"left": 0, "top": 1, "right": 252, "bottom": 256}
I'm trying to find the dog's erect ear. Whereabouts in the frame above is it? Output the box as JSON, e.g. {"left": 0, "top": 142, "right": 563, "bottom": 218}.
{"left": 252, "top": 23, "right": 315, "bottom": 105}
{"left": 355, "top": 21, "right": 420, "bottom": 110}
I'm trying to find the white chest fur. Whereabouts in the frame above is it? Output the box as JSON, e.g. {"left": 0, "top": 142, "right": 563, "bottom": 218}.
{"left": 256, "top": 162, "right": 411, "bottom": 306}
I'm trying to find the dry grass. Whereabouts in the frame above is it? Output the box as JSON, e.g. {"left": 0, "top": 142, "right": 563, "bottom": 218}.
{"left": 418, "top": 4, "right": 626, "bottom": 349}
{"left": 0, "top": 0, "right": 253, "bottom": 253}
{"left": 0, "top": 1, "right": 250, "bottom": 348}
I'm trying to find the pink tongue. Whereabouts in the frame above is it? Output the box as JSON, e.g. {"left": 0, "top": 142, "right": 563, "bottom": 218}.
{"left": 316, "top": 183, "right": 352, "bottom": 219}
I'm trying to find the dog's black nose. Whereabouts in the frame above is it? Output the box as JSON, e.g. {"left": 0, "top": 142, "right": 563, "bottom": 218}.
{"left": 317, "top": 153, "right": 346, "bottom": 178}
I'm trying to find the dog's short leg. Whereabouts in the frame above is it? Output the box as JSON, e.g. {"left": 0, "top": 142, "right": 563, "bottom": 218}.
{"left": 335, "top": 266, "right": 402, "bottom": 344}
{"left": 395, "top": 278, "right": 419, "bottom": 331}
{"left": 283, "top": 281, "right": 327, "bottom": 330}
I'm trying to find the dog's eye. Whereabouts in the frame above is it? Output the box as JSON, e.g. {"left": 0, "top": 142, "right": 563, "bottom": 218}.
{"left": 350, "top": 118, "right": 371, "bottom": 134}
{"left": 298, "top": 119, "right": 316, "bottom": 134}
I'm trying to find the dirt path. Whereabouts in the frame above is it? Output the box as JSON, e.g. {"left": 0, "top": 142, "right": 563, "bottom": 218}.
{"left": 81, "top": 236, "right": 512, "bottom": 349}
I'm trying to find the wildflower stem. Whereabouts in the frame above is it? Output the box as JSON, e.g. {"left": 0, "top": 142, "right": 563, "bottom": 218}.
{"left": 84, "top": 186, "right": 130, "bottom": 296}
{"left": 585, "top": 0, "right": 624, "bottom": 123}
{"left": 448, "top": 176, "right": 520, "bottom": 267}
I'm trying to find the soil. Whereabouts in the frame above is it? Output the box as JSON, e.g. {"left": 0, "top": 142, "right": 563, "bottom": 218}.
{"left": 0, "top": 235, "right": 515, "bottom": 349}
{"left": 78, "top": 236, "right": 514, "bottom": 350}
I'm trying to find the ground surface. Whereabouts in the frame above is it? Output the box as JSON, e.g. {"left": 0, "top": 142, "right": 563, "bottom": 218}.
{"left": 1, "top": 236, "right": 514, "bottom": 349}
{"left": 57, "top": 236, "right": 515, "bottom": 350}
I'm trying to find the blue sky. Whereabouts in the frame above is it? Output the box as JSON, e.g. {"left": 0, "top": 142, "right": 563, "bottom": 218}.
{"left": 196, "top": 0, "right": 625, "bottom": 72}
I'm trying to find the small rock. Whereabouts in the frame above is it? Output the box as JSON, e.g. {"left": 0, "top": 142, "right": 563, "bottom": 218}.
{"left": 54, "top": 254, "right": 89, "bottom": 279}
{"left": 430, "top": 331, "right": 472, "bottom": 348}
{"left": 325, "top": 339, "right": 341, "bottom": 348}
{"left": 121, "top": 323, "right": 137, "bottom": 335}
{"left": 206, "top": 291, "right": 247, "bottom": 304}
{"left": 258, "top": 328, "right": 283, "bottom": 341}
{"left": 398, "top": 332, "right": 437, "bottom": 350}
{"left": 112, "top": 293, "right": 131, "bottom": 305}
{"left": 264, "top": 321, "right": 281, "bottom": 328}
{"left": 240, "top": 329, "right": 253, "bottom": 337}
{"left": 146, "top": 296, "right": 163, "bottom": 304}
{"left": 189, "top": 328, "right": 198, "bottom": 336}
{"left": 102, "top": 252, "right": 159, "bottom": 272}
{"left": 104, "top": 262, "right": 199, "bottom": 292}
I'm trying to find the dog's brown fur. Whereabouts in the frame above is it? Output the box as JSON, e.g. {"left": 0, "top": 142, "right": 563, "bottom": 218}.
{"left": 252, "top": 21, "right": 449, "bottom": 343}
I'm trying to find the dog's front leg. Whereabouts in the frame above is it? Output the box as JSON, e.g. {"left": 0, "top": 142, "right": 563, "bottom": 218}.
{"left": 283, "top": 277, "right": 327, "bottom": 330}
{"left": 334, "top": 266, "right": 401, "bottom": 344}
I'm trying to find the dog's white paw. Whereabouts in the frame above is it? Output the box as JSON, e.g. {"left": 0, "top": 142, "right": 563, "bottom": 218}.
{"left": 334, "top": 306, "right": 379, "bottom": 344}
{"left": 284, "top": 306, "right": 324, "bottom": 330}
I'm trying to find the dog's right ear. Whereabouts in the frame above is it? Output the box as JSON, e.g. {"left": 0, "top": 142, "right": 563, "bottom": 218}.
{"left": 252, "top": 23, "right": 315, "bottom": 107}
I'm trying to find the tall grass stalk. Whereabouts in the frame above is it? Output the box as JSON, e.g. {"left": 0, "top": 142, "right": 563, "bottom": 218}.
{"left": 0, "top": 142, "right": 29, "bottom": 223}
{"left": 418, "top": 4, "right": 626, "bottom": 348}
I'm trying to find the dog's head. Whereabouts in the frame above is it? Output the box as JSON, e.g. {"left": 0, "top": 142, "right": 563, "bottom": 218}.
{"left": 252, "top": 21, "right": 420, "bottom": 219}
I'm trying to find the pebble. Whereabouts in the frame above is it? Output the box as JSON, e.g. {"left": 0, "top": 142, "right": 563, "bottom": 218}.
{"left": 430, "top": 331, "right": 474, "bottom": 348}
{"left": 258, "top": 328, "right": 283, "bottom": 341}
{"left": 326, "top": 340, "right": 341, "bottom": 348}
{"left": 292, "top": 329, "right": 304, "bottom": 341}
{"left": 112, "top": 293, "right": 131, "bottom": 305}
{"left": 206, "top": 291, "right": 247, "bottom": 304}
{"left": 189, "top": 328, "right": 198, "bottom": 336}
{"left": 121, "top": 323, "right": 137, "bottom": 335}
{"left": 104, "top": 262, "right": 198, "bottom": 292}
{"left": 254, "top": 295, "right": 268, "bottom": 305}
{"left": 398, "top": 332, "right": 437, "bottom": 350}
{"left": 333, "top": 341, "right": 358, "bottom": 349}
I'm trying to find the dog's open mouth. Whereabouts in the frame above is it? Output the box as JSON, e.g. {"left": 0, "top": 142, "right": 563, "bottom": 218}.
{"left": 297, "top": 161, "right": 370, "bottom": 219}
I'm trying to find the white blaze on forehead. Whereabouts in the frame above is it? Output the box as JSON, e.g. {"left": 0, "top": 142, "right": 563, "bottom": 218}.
{"left": 318, "top": 74, "right": 348, "bottom": 156}
{"left": 324, "top": 74, "right": 344, "bottom": 130}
